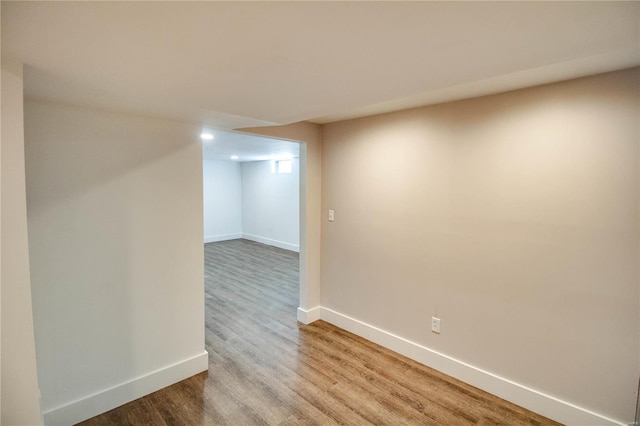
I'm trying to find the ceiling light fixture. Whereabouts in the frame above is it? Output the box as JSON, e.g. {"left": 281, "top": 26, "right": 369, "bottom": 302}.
{"left": 231, "top": 155, "right": 239, "bottom": 160}
{"left": 200, "top": 133, "right": 214, "bottom": 140}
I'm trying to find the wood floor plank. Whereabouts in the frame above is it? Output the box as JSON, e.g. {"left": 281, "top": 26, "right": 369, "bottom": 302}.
{"left": 78, "top": 239, "right": 562, "bottom": 426}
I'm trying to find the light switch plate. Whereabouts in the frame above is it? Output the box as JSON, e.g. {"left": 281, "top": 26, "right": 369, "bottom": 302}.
{"left": 431, "top": 317, "right": 441, "bottom": 334}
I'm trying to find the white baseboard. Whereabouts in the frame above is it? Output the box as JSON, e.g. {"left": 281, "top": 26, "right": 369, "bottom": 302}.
{"left": 42, "top": 351, "right": 209, "bottom": 425}
{"left": 297, "top": 306, "right": 322, "bottom": 324}
{"left": 317, "top": 307, "right": 625, "bottom": 426}
{"left": 242, "top": 233, "right": 299, "bottom": 252}
{"left": 204, "top": 233, "right": 242, "bottom": 243}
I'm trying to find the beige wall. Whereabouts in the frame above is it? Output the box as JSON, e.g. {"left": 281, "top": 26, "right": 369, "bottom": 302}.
{"left": 241, "top": 122, "right": 322, "bottom": 313}
{"left": 24, "top": 101, "right": 207, "bottom": 424}
{"left": 321, "top": 68, "right": 639, "bottom": 423}
{"left": 1, "top": 61, "right": 43, "bottom": 424}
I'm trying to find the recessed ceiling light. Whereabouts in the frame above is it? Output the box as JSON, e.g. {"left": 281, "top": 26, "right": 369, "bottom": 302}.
{"left": 200, "top": 133, "right": 214, "bottom": 140}
{"left": 231, "top": 155, "right": 239, "bottom": 160}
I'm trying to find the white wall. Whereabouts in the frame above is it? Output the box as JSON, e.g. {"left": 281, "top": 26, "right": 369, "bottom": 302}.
{"left": 203, "top": 160, "right": 242, "bottom": 243}
{"left": 1, "top": 61, "right": 43, "bottom": 426}
{"left": 202, "top": 157, "right": 300, "bottom": 252}
{"left": 24, "top": 100, "right": 208, "bottom": 425}
{"left": 241, "top": 159, "right": 300, "bottom": 252}
{"left": 320, "top": 69, "right": 639, "bottom": 425}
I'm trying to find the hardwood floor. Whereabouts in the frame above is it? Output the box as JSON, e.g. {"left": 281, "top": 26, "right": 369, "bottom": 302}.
{"left": 79, "top": 239, "right": 561, "bottom": 425}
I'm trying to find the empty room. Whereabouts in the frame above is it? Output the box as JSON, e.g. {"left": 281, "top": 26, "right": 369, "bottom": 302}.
{"left": 2, "top": 2, "right": 639, "bottom": 426}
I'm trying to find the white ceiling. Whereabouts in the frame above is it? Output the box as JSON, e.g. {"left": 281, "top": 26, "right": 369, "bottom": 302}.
{"left": 2, "top": 1, "right": 639, "bottom": 130}
{"left": 202, "top": 130, "right": 299, "bottom": 163}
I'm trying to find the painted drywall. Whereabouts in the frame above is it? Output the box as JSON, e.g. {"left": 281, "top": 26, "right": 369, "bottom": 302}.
{"left": 240, "top": 122, "right": 322, "bottom": 317}
{"left": 241, "top": 159, "right": 300, "bottom": 251}
{"left": 1, "top": 61, "right": 43, "bottom": 425}
{"left": 24, "top": 100, "right": 208, "bottom": 424}
{"left": 202, "top": 158, "right": 299, "bottom": 250}
{"left": 203, "top": 160, "right": 242, "bottom": 243}
{"left": 321, "top": 68, "right": 639, "bottom": 424}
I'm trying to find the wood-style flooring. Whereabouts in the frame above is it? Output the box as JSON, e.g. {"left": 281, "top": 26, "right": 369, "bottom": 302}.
{"left": 79, "top": 239, "right": 562, "bottom": 425}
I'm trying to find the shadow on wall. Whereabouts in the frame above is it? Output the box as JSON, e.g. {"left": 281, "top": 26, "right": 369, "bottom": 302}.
{"left": 24, "top": 100, "right": 206, "bottom": 423}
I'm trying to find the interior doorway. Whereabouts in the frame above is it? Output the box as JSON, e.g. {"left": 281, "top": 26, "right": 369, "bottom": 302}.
{"left": 200, "top": 129, "right": 306, "bottom": 314}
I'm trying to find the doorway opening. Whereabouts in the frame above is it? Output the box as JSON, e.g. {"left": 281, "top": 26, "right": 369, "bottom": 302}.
{"left": 200, "top": 128, "right": 306, "bottom": 320}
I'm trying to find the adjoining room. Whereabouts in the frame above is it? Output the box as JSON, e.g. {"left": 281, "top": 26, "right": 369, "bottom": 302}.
{"left": 201, "top": 130, "right": 301, "bottom": 252}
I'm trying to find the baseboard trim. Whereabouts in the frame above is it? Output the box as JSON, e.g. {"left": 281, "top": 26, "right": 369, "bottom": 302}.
{"left": 42, "top": 351, "right": 209, "bottom": 425}
{"left": 204, "top": 233, "right": 242, "bottom": 243}
{"left": 242, "top": 233, "right": 299, "bottom": 252}
{"left": 297, "top": 306, "right": 322, "bottom": 324}
{"left": 319, "top": 307, "right": 625, "bottom": 426}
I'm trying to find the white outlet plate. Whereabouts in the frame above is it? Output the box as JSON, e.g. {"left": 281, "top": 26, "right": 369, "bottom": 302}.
{"left": 328, "top": 209, "right": 335, "bottom": 222}
{"left": 431, "top": 317, "right": 441, "bottom": 334}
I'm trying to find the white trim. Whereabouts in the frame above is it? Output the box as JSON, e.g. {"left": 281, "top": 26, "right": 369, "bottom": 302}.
{"left": 318, "top": 307, "right": 625, "bottom": 426}
{"left": 297, "top": 306, "right": 321, "bottom": 324}
{"left": 42, "top": 351, "right": 209, "bottom": 425}
{"left": 242, "top": 233, "right": 299, "bottom": 252}
{"left": 204, "top": 233, "right": 242, "bottom": 243}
